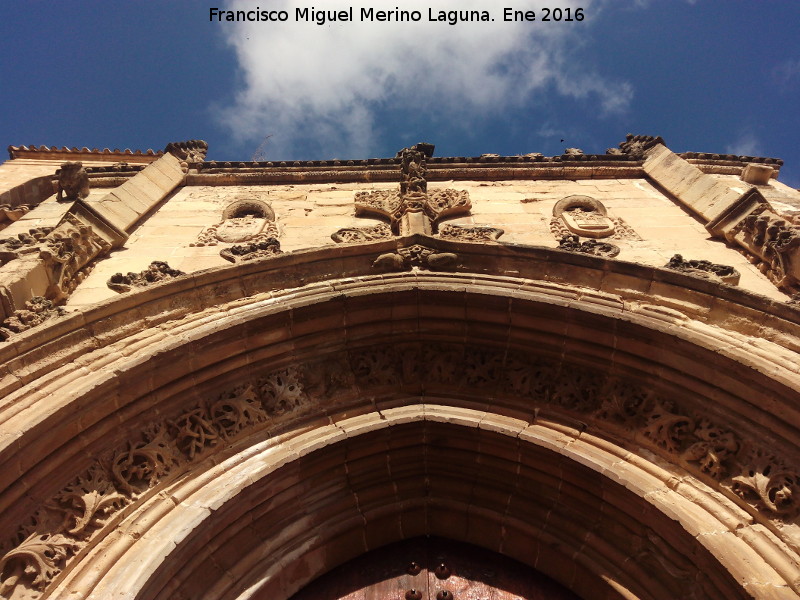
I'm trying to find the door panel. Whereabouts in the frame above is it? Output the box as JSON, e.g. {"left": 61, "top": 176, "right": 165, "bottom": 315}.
{"left": 291, "top": 537, "right": 582, "bottom": 600}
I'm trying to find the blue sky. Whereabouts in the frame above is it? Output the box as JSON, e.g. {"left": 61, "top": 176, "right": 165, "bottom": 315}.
{"left": 2, "top": 1, "right": 799, "bottom": 187}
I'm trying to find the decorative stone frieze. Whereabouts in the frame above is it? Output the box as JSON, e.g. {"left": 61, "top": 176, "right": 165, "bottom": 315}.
{"left": 437, "top": 224, "right": 504, "bottom": 242}
{"left": 557, "top": 234, "right": 620, "bottom": 258}
{"left": 664, "top": 254, "right": 740, "bottom": 285}
{"left": 372, "top": 244, "right": 459, "bottom": 272}
{"left": 55, "top": 162, "right": 89, "bottom": 202}
{"left": 0, "top": 296, "right": 64, "bottom": 341}
{"left": 106, "top": 261, "right": 185, "bottom": 293}
{"left": 220, "top": 237, "right": 282, "bottom": 263}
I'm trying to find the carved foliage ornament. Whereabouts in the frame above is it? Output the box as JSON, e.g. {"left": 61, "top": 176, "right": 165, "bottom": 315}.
{"left": 437, "top": 224, "right": 504, "bottom": 243}
{"left": 558, "top": 234, "right": 620, "bottom": 258}
{"left": 736, "top": 211, "right": 800, "bottom": 291}
{"left": 665, "top": 254, "right": 740, "bottom": 285}
{"left": 107, "top": 261, "right": 185, "bottom": 293}
{"left": 41, "top": 214, "right": 111, "bottom": 302}
{"left": 220, "top": 237, "right": 282, "bottom": 263}
{"left": 0, "top": 297, "right": 65, "bottom": 342}
{"left": 335, "top": 143, "right": 473, "bottom": 239}
{"left": 331, "top": 223, "right": 392, "bottom": 243}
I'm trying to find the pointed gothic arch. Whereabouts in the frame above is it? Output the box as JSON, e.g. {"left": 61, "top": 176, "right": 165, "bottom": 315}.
{"left": 0, "top": 237, "right": 799, "bottom": 599}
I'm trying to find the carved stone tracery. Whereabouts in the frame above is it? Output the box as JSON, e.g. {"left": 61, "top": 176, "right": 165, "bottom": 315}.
{"left": 41, "top": 214, "right": 112, "bottom": 302}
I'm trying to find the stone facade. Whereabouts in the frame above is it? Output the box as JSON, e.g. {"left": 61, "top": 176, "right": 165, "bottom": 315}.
{"left": 0, "top": 137, "right": 798, "bottom": 599}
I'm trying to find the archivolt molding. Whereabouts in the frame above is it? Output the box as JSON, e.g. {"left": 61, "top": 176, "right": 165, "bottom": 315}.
{"left": 43, "top": 407, "right": 795, "bottom": 600}
{"left": 1, "top": 339, "right": 799, "bottom": 598}
{"left": 0, "top": 238, "right": 799, "bottom": 598}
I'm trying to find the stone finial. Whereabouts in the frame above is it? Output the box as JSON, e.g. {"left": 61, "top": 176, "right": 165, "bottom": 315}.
{"left": 56, "top": 162, "right": 90, "bottom": 202}
{"left": 398, "top": 143, "right": 433, "bottom": 196}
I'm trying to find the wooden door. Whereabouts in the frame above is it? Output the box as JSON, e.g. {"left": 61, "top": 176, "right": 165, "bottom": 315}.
{"left": 291, "top": 537, "right": 582, "bottom": 600}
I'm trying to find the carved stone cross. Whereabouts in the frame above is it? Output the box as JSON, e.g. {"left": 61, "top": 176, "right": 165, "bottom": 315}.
{"left": 333, "top": 143, "right": 471, "bottom": 241}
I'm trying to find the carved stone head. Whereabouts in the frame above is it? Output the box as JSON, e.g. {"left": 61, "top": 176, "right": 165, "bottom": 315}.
{"left": 57, "top": 161, "right": 90, "bottom": 202}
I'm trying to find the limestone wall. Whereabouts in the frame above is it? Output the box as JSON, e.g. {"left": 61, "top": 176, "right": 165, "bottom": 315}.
{"left": 59, "top": 176, "right": 790, "bottom": 307}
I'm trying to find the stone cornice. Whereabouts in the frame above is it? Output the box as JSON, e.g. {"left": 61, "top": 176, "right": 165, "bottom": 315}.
{"left": 7, "top": 145, "right": 163, "bottom": 163}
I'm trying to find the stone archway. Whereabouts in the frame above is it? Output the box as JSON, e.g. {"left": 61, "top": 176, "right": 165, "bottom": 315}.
{"left": 0, "top": 239, "right": 799, "bottom": 599}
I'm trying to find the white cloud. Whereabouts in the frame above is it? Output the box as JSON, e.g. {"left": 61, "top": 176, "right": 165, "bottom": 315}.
{"left": 772, "top": 58, "right": 800, "bottom": 88}
{"left": 217, "top": 0, "right": 632, "bottom": 159}
{"left": 725, "top": 131, "right": 763, "bottom": 157}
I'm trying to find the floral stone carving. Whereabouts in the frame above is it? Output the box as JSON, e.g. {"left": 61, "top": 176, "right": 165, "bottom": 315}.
{"left": 735, "top": 211, "right": 800, "bottom": 291}
{"left": 41, "top": 214, "right": 112, "bottom": 301}
{"left": 665, "top": 254, "right": 740, "bottom": 285}
{"left": 557, "top": 234, "right": 620, "bottom": 258}
{"left": 331, "top": 223, "right": 392, "bottom": 243}
{"left": 0, "top": 297, "right": 65, "bottom": 342}
{"left": 107, "top": 261, "right": 185, "bottom": 293}
{"left": 220, "top": 237, "right": 282, "bottom": 263}
{"left": 437, "top": 224, "right": 504, "bottom": 242}
{"left": 341, "top": 143, "right": 474, "bottom": 238}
